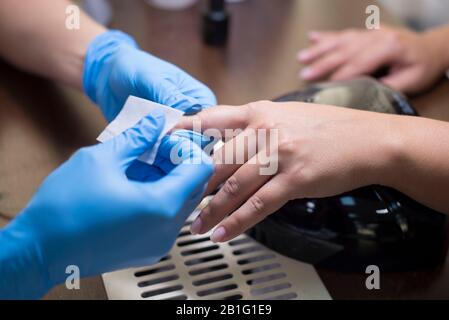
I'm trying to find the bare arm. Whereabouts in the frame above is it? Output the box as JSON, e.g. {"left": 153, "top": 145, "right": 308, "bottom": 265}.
{"left": 386, "top": 115, "right": 449, "bottom": 214}
{"left": 0, "top": 0, "right": 105, "bottom": 89}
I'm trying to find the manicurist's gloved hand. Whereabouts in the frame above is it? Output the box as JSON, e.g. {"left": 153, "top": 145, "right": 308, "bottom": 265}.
{"left": 83, "top": 30, "right": 216, "bottom": 122}
{"left": 0, "top": 110, "right": 213, "bottom": 299}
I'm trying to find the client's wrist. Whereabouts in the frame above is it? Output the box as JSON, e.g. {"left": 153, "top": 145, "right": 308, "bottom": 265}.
{"left": 362, "top": 114, "right": 407, "bottom": 189}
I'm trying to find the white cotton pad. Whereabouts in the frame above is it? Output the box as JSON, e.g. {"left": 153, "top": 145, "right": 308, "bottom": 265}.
{"left": 97, "top": 96, "right": 185, "bottom": 164}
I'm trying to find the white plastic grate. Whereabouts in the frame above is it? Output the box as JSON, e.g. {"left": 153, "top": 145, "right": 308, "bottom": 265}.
{"left": 102, "top": 199, "right": 331, "bottom": 300}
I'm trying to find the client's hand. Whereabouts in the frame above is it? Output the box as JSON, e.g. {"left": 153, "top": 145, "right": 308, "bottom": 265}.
{"left": 177, "top": 101, "right": 401, "bottom": 242}
{"left": 297, "top": 25, "right": 449, "bottom": 93}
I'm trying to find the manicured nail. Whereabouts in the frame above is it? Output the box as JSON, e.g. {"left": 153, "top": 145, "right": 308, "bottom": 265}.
{"left": 300, "top": 67, "right": 314, "bottom": 80}
{"left": 211, "top": 226, "right": 226, "bottom": 243}
{"left": 190, "top": 218, "right": 203, "bottom": 235}
{"left": 298, "top": 50, "right": 310, "bottom": 61}
{"left": 308, "top": 31, "right": 321, "bottom": 40}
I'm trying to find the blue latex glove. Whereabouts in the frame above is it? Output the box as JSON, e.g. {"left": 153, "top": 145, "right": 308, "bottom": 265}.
{"left": 0, "top": 110, "right": 213, "bottom": 299}
{"left": 126, "top": 129, "right": 217, "bottom": 183}
{"left": 83, "top": 30, "right": 216, "bottom": 122}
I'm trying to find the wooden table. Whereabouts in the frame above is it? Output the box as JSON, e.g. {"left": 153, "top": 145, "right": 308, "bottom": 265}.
{"left": 1, "top": 0, "right": 448, "bottom": 299}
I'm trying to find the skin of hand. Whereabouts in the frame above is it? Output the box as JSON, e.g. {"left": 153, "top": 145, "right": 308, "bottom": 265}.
{"left": 177, "top": 101, "right": 449, "bottom": 243}
{"left": 0, "top": 110, "right": 214, "bottom": 299}
{"left": 297, "top": 25, "right": 449, "bottom": 94}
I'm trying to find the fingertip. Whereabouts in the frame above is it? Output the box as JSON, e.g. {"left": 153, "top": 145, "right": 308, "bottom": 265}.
{"left": 300, "top": 67, "right": 315, "bottom": 80}
{"left": 297, "top": 50, "right": 311, "bottom": 62}
{"left": 210, "top": 226, "right": 227, "bottom": 243}
{"left": 190, "top": 217, "right": 203, "bottom": 235}
{"left": 308, "top": 31, "right": 322, "bottom": 42}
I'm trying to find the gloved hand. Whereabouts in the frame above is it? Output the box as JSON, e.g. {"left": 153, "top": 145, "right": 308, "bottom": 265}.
{"left": 83, "top": 30, "right": 216, "bottom": 122}
{"left": 0, "top": 110, "right": 213, "bottom": 299}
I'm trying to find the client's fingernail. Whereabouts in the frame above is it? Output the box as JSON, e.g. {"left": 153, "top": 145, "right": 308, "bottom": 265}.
{"left": 184, "top": 104, "right": 202, "bottom": 116}
{"left": 211, "top": 226, "right": 226, "bottom": 243}
{"left": 300, "top": 67, "right": 314, "bottom": 80}
{"left": 190, "top": 218, "right": 203, "bottom": 235}
{"left": 308, "top": 31, "right": 321, "bottom": 40}
{"left": 298, "top": 50, "right": 310, "bottom": 61}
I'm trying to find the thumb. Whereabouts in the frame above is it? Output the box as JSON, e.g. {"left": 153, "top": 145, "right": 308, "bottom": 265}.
{"left": 102, "top": 109, "right": 165, "bottom": 168}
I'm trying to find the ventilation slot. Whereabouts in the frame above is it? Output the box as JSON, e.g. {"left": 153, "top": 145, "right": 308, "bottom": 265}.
{"left": 222, "top": 293, "right": 243, "bottom": 300}
{"left": 138, "top": 274, "right": 179, "bottom": 288}
{"left": 177, "top": 236, "right": 210, "bottom": 247}
{"left": 250, "top": 282, "right": 292, "bottom": 297}
{"left": 197, "top": 284, "right": 238, "bottom": 297}
{"left": 193, "top": 273, "right": 233, "bottom": 286}
{"left": 237, "top": 254, "right": 276, "bottom": 265}
{"left": 134, "top": 264, "right": 175, "bottom": 277}
{"left": 229, "top": 237, "right": 252, "bottom": 246}
{"left": 189, "top": 263, "right": 228, "bottom": 276}
{"left": 141, "top": 284, "right": 183, "bottom": 298}
{"left": 181, "top": 244, "right": 219, "bottom": 256}
{"left": 178, "top": 230, "right": 191, "bottom": 238}
{"left": 233, "top": 245, "right": 263, "bottom": 255}
{"left": 164, "top": 294, "right": 188, "bottom": 300}
{"left": 268, "top": 292, "right": 298, "bottom": 300}
{"left": 185, "top": 254, "right": 224, "bottom": 266}
{"left": 246, "top": 272, "right": 286, "bottom": 286}
{"left": 242, "top": 262, "right": 281, "bottom": 275}
{"left": 102, "top": 206, "right": 331, "bottom": 300}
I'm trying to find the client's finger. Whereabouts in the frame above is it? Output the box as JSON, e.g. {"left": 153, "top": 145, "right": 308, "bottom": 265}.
{"left": 210, "top": 174, "right": 292, "bottom": 242}
{"left": 191, "top": 154, "right": 271, "bottom": 235}
{"left": 175, "top": 105, "right": 249, "bottom": 135}
{"left": 204, "top": 128, "right": 259, "bottom": 195}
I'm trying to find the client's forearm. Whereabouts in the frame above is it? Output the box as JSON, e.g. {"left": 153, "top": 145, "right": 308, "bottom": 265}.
{"left": 380, "top": 115, "right": 449, "bottom": 214}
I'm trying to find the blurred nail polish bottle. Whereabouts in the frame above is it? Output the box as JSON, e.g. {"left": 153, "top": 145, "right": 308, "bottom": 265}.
{"left": 148, "top": 0, "right": 198, "bottom": 10}
{"left": 202, "top": 0, "right": 229, "bottom": 46}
